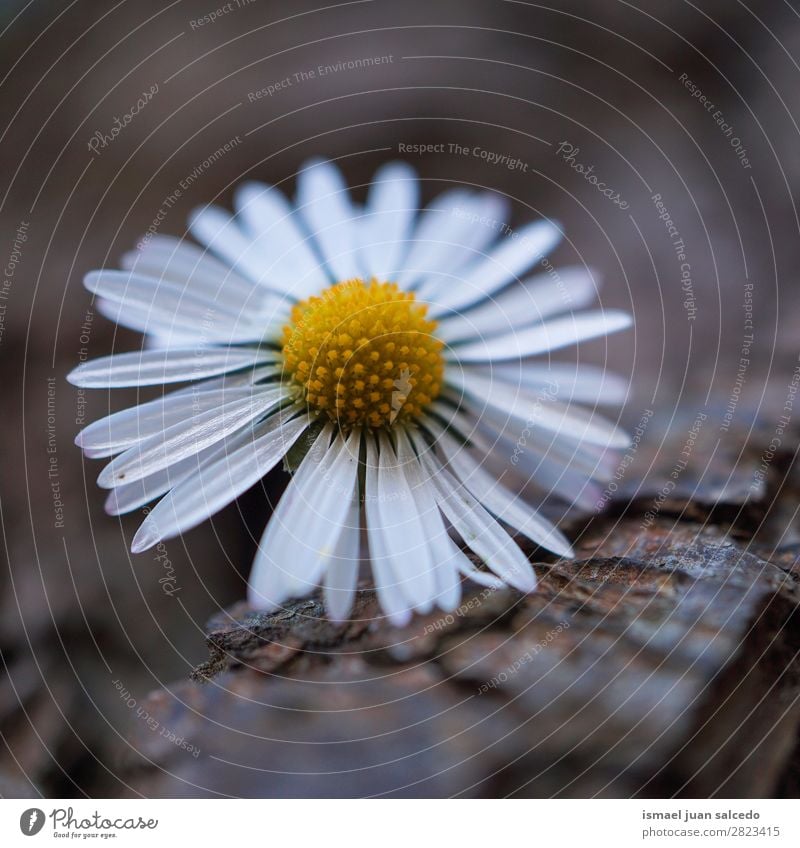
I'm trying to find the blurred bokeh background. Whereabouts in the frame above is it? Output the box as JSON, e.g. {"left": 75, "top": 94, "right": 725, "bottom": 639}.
{"left": 1, "top": 0, "right": 799, "bottom": 796}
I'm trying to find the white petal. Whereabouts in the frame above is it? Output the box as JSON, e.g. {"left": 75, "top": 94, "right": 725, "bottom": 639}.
{"left": 323, "top": 492, "right": 362, "bottom": 621}
{"left": 97, "top": 387, "right": 287, "bottom": 488}
{"left": 233, "top": 182, "right": 329, "bottom": 297}
{"left": 437, "top": 266, "right": 598, "bottom": 343}
{"left": 248, "top": 426, "right": 361, "bottom": 608}
{"left": 363, "top": 435, "right": 412, "bottom": 626}
{"left": 359, "top": 162, "right": 418, "bottom": 279}
{"left": 433, "top": 402, "right": 613, "bottom": 513}
{"left": 131, "top": 408, "right": 308, "bottom": 550}
{"left": 397, "top": 190, "right": 510, "bottom": 290}
{"left": 456, "top": 555, "right": 505, "bottom": 588}
{"left": 411, "top": 432, "right": 538, "bottom": 593}
{"left": 446, "top": 369, "right": 630, "bottom": 449}
{"left": 370, "top": 432, "right": 436, "bottom": 613}
{"left": 168, "top": 364, "right": 279, "bottom": 396}
{"left": 67, "top": 346, "right": 275, "bottom": 388}
{"left": 458, "top": 362, "right": 628, "bottom": 406}
{"left": 104, "top": 424, "right": 260, "bottom": 515}
{"left": 450, "top": 309, "right": 632, "bottom": 362}
{"left": 431, "top": 401, "right": 612, "bottom": 510}
{"left": 82, "top": 445, "right": 122, "bottom": 459}
{"left": 76, "top": 383, "right": 278, "bottom": 452}
{"left": 188, "top": 205, "right": 282, "bottom": 291}
{"left": 86, "top": 268, "right": 277, "bottom": 326}
{"left": 94, "top": 298, "right": 200, "bottom": 346}
{"left": 394, "top": 430, "right": 461, "bottom": 611}
{"left": 422, "top": 418, "right": 573, "bottom": 556}
{"left": 428, "top": 220, "right": 562, "bottom": 316}
{"left": 106, "top": 463, "right": 193, "bottom": 515}
{"left": 122, "top": 235, "right": 262, "bottom": 304}
{"left": 296, "top": 159, "right": 361, "bottom": 281}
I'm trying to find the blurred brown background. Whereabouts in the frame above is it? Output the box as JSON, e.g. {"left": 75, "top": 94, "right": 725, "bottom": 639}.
{"left": 1, "top": 0, "right": 799, "bottom": 796}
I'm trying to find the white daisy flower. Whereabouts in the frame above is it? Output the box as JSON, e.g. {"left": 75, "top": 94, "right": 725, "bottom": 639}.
{"left": 68, "top": 159, "right": 632, "bottom": 626}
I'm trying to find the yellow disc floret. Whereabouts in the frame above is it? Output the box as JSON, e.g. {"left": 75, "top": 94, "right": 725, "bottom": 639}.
{"left": 281, "top": 278, "right": 444, "bottom": 429}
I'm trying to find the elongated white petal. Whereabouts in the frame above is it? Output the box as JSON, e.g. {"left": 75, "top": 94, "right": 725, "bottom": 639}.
{"left": 105, "top": 424, "right": 260, "bottom": 515}
{"left": 456, "top": 555, "right": 505, "bottom": 588}
{"left": 248, "top": 426, "right": 361, "bottom": 608}
{"left": 94, "top": 298, "right": 197, "bottom": 346}
{"left": 323, "top": 492, "right": 362, "bottom": 621}
{"left": 450, "top": 310, "right": 632, "bottom": 362}
{"left": 398, "top": 190, "right": 510, "bottom": 290}
{"left": 296, "top": 159, "right": 360, "bottom": 281}
{"left": 437, "top": 266, "right": 598, "bottom": 343}
{"left": 85, "top": 269, "right": 264, "bottom": 322}
{"left": 67, "top": 346, "right": 275, "bottom": 388}
{"left": 430, "top": 399, "right": 614, "bottom": 510}
{"left": 412, "top": 432, "right": 538, "bottom": 593}
{"left": 395, "top": 430, "right": 461, "bottom": 611}
{"left": 447, "top": 369, "right": 630, "bottom": 449}
{"left": 76, "top": 384, "right": 278, "bottom": 452}
{"left": 97, "top": 387, "right": 287, "bottom": 488}
{"left": 106, "top": 462, "right": 195, "bottom": 516}
{"left": 96, "top": 297, "right": 270, "bottom": 345}
{"left": 234, "top": 182, "right": 329, "bottom": 297}
{"left": 131, "top": 409, "right": 308, "bottom": 550}
{"left": 428, "top": 220, "right": 562, "bottom": 316}
{"left": 188, "top": 206, "right": 282, "bottom": 290}
{"left": 373, "top": 432, "right": 437, "bottom": 612}
{"left": 168, "top": 364, "right": 280, "bottom": 397}
{"left": 359, "top": 162, "right": 418, "bottom": 279}
{"left": 430, "top": 398, "right": 616, "bottom": 505}
{"left": 363, "top": 435, "right": 412, "bottom": 626}
{"left": 82, "top": 445, "right": 122, "bottom": 459}
{"left": 423, "top": 419, "right": 573, "bottom": 556}
{"left": 458, "top": 362, "right": 628, "bottom": 406}
{"left": 121, "top": 235, "right": 262, "bottom": 304}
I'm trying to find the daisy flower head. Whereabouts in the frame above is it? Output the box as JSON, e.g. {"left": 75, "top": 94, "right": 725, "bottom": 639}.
{"left": 68, "top": 158, "right": 632, "bottom": 626}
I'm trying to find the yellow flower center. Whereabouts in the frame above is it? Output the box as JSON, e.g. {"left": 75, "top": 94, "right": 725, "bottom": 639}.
{"left": 280, "top": 279, "right": 444, "bottom": 429}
